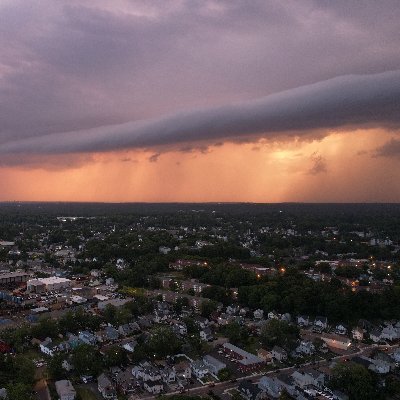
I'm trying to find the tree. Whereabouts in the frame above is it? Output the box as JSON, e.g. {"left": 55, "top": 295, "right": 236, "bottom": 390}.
{"left": 279, "top": 389, "right": 294, "bottom": 399}
{"left": 48, "top": 353, "right": 67, "bottom": 381}
{"left": 200, "top": 300, "right": 218, "bottom": 318}
{"left": 217, "top": 368, "right": 231, "bottom": 381}
{"left": 71, "top": 344, "right": 102, "bottom": 376}
{"left": 6, "top": 383, "right": 34, "bottom": 400}
{"left": 146, "top": 326, "right": 181, "bottom": 359}
{"left": 103, "top": 346, "right": 128, "bottom": 368}
{"left": 330, "top": 362, "right": 381, "bottom": 400}
{"left": 220, "top": 322, "right": 249, "bottom": 346}
{"left": 260, "top": 319, "right": 299, "bottom": 350}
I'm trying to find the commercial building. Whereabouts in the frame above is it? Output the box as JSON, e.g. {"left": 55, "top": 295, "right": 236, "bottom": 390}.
{"left": 0, "top": 272, "right": 30, "bottom": 286}
{"left": 222, "top": 343, "right": 264, "bottom": 372}
{"left": 27, "top": 277, "right": 72, "bottom": 293}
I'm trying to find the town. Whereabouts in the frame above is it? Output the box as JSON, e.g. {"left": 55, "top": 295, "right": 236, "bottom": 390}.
{"left": 0, "top": 203, "right": 400, "bottom": 400}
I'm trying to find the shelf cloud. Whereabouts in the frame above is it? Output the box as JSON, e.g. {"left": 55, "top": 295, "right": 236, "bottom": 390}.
{"left": 1, "top": 70, "right": 400, "bottom": 156}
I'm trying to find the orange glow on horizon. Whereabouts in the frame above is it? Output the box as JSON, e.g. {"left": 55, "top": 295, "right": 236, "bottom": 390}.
{"left": 0, "top": 129, "right": 399, "bottom": 202}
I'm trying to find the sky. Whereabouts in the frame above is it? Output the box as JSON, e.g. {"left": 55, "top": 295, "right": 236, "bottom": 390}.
{"left": 1, "top": 0, "right": 400, "bottom": 202}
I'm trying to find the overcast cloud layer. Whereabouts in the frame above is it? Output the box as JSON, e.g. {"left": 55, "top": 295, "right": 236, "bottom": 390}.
{"left": 1, "top": 70, "right": 400, "bottom": 155}
{"left": 1, "top": 0, "right": 400, "bottom": 158}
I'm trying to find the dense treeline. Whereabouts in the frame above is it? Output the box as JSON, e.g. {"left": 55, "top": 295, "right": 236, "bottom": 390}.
{"left": 238, "top": 269, "right": 400, "bottom": 324}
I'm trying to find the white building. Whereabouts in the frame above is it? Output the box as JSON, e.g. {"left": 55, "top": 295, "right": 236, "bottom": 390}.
{"left": 27, "top": 276, "right": 72, "bottom": 292}
{"left": 55, "top": 380, "right": 76, "bottom": 400}
{"left": 191, "top": 360, "right": 209, "bottom": 379}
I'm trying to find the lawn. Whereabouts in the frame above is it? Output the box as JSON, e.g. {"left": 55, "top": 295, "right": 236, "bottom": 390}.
{"left": 76, "top": 387, "right": 98, "bottom": 400}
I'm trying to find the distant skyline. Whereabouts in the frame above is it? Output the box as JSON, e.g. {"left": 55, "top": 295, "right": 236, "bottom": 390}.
{"left": 1, "top": 1, "right": 400, "bottom": 202}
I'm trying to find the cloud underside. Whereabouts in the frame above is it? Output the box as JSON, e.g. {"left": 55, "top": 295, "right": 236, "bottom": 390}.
{"left": 2, "top": 70, "right": 400, "bottom": 156}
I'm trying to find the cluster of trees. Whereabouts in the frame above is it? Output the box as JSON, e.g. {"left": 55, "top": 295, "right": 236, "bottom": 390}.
{"left": 0, "top": 299, "right": 154, "bottom": 351}
{"left": 183, "top": 263, "right": 259, "bottom": 288}
{"left": 0, "top": 354, "right": 35, "bottom": 400}
{"left": 238, "top": 269, "right": 400, "bottom": 324}
{"left": 260, "top": 319, "right": 300, "bottom": 350}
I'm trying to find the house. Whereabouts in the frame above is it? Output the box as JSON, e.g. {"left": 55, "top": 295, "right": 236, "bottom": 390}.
{"left": 203, "top": 355, "right": 226, "bottom": 375}
{"left": 191, "top": 359, "right": 209, "bottom": 379}
{"left": 351, "top": 356, "right": 373, "bottom": 369}
{"left": 173, "top": 322, "right": 187, "bottom": 336}
{"left": 296, "top": 341, "right": 315, "bottom": 356}
{"left": 97, "top": 373, "right": 117, "bottom": 400}
{"left": 66, "top": 333, "right": 80, "bottom": 349}
{"left": 321, "top": 333, "right": 351, "bottom": 350}
{"left": 222, "top": 342, "right": 264, "bottom": 372}
{"left": 268, "top": 311, "right": 279, "bottom": 320}
{"left": 160, "top": 367, "right": 176, "bottom": 384}
{"left": 369, "top": 359, "right": 391, "bottom": 374}
{"left": 257, "top": 349, "right": 272, "bottom": 362}
{"left": 381, "top": 324, "right": 399, "bottom": 341}
{"left": 254, "top": 309, "right": 264, "bottom": 320}
{"left": 115, "top": 369, "right": 136, "bottom": 395}
{"left": 121, "top": 340, "right": 137, "bottom": 353}
{"left": 258, "top": 376, "right": 281, "bottom": 398}
{"left": 280, "top": 313, "right": 291, "bottom": 323}
{"left": 369, "top": 327, "right": 383, "bottom": 343}
{"left": 118, "top": 324, "right": 134, "bottom": 337}
{"left": 132, "top": 362, "right": 162, "bottom": 382}
{"left": 0, "top": 388, "right": 6, "bottom": 400}
{"left": 391, "top": 348, "right": 400, "bottom": 363}
{"left": 144, "top": 380, "right": 164, "bottom": 394}
{"left": 59, "top": 356, "right": 72, "bottom": 372}
{"left": 79, "top": 331, "right": 97, "bottom": 346}
{"left": 175, "top": 360, "right": 192, "bottom": 380}
{"left": 159, "top": 246, "right": 171, "bottom": 255}
{"left": 313, "top": 316, "right": 328, "bottom": 331}
{"left": 335, "top": 324, "right": 347, "bottom": 335}
{"left": 297, "top": 315, "right": 310, "bottom": 327}
{"left": 297, "top": 315, "right": 309, "bottom": 327}
{"left": 352, "top": 326, "right": 364, "bottom": 341}
{"left": 104, "top": 326, "right": 119, "bottom": 341}
{"left": 200, "top": 327, "right": 214, "bottom": 341}
{"left": 55, "top": 380, "right": 76, "bottom": 400}
{"left": 238, "top": 381, "right": 265, "bottom": 400}
{"left": 194, "top": 316, "right": 209, "bottom": 329}
{"left": 274, "top": 374, "right": 298, "bottom": 398}
{"left": 292, "top": 369, "right": 325, "bottom": 388}
{"left": 373, "top": 350, "right": 395, "bottom": 367}
{"left": 271, "top": 346, "right": 287, "bottom": 362}
{"left": 39, "top": 337, "right": 56, "bottom": 357}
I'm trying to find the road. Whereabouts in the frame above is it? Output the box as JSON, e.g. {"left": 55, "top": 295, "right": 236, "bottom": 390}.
{"left": 34, "top": 379, "right": 51, "bottom": 400}
{"left": 136, "top": 343, "right": 398, "bottom": 400}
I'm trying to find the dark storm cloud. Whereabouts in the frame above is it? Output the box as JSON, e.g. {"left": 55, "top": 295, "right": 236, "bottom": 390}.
{"left": 1, "top": 0, "right": 400, "bottom": 162}
{"left": 308, "top": 153, "right": 328, "bottom": 175}
{"left": 1, "top": 70, "right": 399, "bottom": 155}
{"left": 374, "top": 139, "right": 400, "bottom": 159}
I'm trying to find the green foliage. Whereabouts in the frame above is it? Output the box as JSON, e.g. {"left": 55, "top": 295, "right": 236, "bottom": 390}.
{"left": 219, "top": 322, "right": 249, "bottom": 347}
{"left": 48, "top": 353, "right": 67, "bottom": 380}
{"left": 201, "top": 286, "right": 231, "bottom": 305}
{"left": 330, "top": 362, "right": 381, "bottom": 400}
{"left": 103, "top": 345, "right": 128, "bottom": 368}
{"left": 200, "top": 300, "right": 219, "bottom": 318}
{"left": 0, "top": 354, "right": 35, "bottom": 396}
{"left": 238, "top": 270, "right": 400, "bottom": 324}
{"left": 31, "top": 316, "right": 59, "bottom": 339}
{"left": 146, "top": 326, "right": 182, "bottom": 359}
{"left": 184, "top": 264, "right": 257, "bottom": 288}
{"left": 217, "top": 367, "right": 231, "bottom": 381}
{"left": 5, "top": 382, "right": 34, "bottom": 400}
{"left": 71, "top": 344, "right": 103, "bottom": 376}
{"left": 58, "top": 308, "right": 102, "bottom": 333}
{"left": 260, "top": 319, "right": 299, "bottom": 350}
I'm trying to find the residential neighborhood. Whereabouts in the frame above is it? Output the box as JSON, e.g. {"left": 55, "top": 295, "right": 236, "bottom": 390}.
{"left": 0, "top": 203, "right": 400, "bottom": 400}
